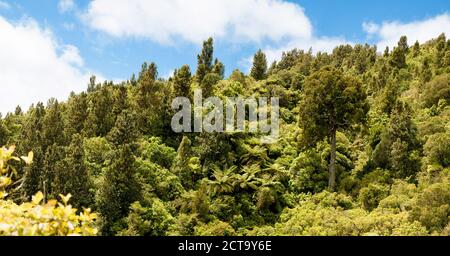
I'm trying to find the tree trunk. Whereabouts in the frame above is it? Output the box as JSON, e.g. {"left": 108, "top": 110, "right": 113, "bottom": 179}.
{"left": 328, "top": 128, "right": 337, "bottom": 191}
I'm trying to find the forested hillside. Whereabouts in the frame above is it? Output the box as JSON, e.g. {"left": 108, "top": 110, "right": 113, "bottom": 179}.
{"left": 1, "top": 34, "right": 450, "bottom": 236}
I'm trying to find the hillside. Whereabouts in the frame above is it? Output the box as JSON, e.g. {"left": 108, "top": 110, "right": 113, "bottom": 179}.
{"left": 1, "top": 34, "right": 450, "bottom": 236}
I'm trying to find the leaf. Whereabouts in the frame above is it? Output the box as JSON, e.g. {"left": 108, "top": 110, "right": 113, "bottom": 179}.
{"left": 60, "top": 193, "right": 72, "bottom": 205}
{"left": 0, "top": 191, "right": 7, "bottom": 199}
{"left": 21, "top": 151, "right": 34, "bottom": 165}
{"left": 32, "top": 191, "right": 44, "bottom": 205}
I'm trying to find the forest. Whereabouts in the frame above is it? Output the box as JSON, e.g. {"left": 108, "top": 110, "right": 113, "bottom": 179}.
{"left": 1, "top": 33, "right": 450, "bottom": 236}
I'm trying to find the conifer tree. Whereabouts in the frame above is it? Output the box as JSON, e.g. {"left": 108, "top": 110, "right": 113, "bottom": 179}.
{"left": 98, "top": 144, "right": 141, "bottom": 235}
{"left": 435, "top": 33, "right": 446, "bottom": 68}
{"left": 413, "top": 41, "right": 420, "bottom": 57}
{"left": 21, "top": 103, "right": 46, "bottom": 198}
{"left": 64, "top": 92, "right": 88, "bottom": 137}
{"left": 390, "top": 36, "right": 408, "bottom": 69}
{"left": 250, "top": 49, "right": 268, "bottom": 81}
{"left": 107, "top": 110, "right": 138, "bottom": 148}
{"left": 173, "top": 65, "right": 192, "bottom": 97}
{"left": 196, "top": 38, "right": 214, "bottom": 82}
{"left": 56, "top": 134, "right": 93, "bottom": 209}
{"left": 42, "top": 98, "right": 65, "bottom": 147}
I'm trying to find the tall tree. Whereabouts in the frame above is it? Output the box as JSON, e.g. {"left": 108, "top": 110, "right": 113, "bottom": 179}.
{"left": 42, "top": 98, "right": 65, "bottom": 147}
{"left": 250, "top": 49, "right": 268, "bottom": 81}
{"left": 390, "top": 36, "right": 408, "bottom": 69}
{"left": 173, "top": 65, "right": 192, "bottom": 97}
{"left": 64, "top": 92, "right": 88, "bottom": 137}
{"left": 299, "top": 66, "right": 368, "bottom": 191}
{"left": 413, "top": 41, "right": 420, "bottom": 57}
{"left": 135, "top": 62, "right": 165, "bottom": 134}
{"left": 55, "top": 134, "right": 93, "bottom": 209}
{"left": 435, "top": 33, "right": 446, "bottom": 68}
{"left": 84, "top": 84, "right": 115, "bottom": 137}
{"left": 196, "top": 37, "right": 214, "bottom": 82}
{"left": 98, "top": 144, "right": 141, "bottom": 235}
{"left": 21, "top": 103, "right": 46, "bottom": 198}
{"left": 107, "top": 110, "right": 138, "bottom": 147}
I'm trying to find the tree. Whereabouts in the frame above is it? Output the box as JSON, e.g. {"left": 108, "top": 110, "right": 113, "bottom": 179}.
{"left": 119, "top": 199, "right": 174, "bottom": 236}
{"left": 383, "top": 46, "right": 390, "bottom": 57}
{"left": 21, "top": 103, "right": 46, "bottom": 198}
{"left": 134, "top": 62, "right": 166, "bottom": 135}
{"left": 64, "top": 92, "right": 88, "bottom": 137}
{"left": 421, "top": 74, "right": 450, "bottom": 107}
{"left": 413, "top": 41, "right": 420, "bottom": 57}
{"left": 372, "top": 101, "right": 420, "bottom": 178}
{"left": 173, "top": 65, "right": 192, "bottom": 97}
{"left": 42, "top": 98, "right": 65, "bottom": 147}
{"left": 98, "top": 144, "right": 141, "bottom": 235}
{"left": 424, "top": 133, "right": 450, "bottom": 167}
{"left": 83, "top": 84, "right": 115, "bottom": 137}
{"left": 196, "top": 37, "right": 214, "bottom": 82}
{"left": 171, "top": 136, "right": 198, "bottom": 189}
{"left": 421, "top": 57, "right": 433, "bottom": 83}
{"left": 435, "top": 33, "right": 446, "bottom": 68}
{"left": 107, "top": 110, "right": 138, "bottom": 147}
{"left": 250, "top": 49, "right": 268, "bottom": 81}
{"left": 205, "top": 165, "right": 237, "bottom": 195}
{"left": 55, "top": 134, "right": 93, "bottom": 209}
{"left": 390, "top": 36, "right": 408, "bottom": 69}
{"left": 299, "top": 66, "right": 368, "bottom": 191}
{"left": 112, "top": 86, "right": 129, "bottom": 116}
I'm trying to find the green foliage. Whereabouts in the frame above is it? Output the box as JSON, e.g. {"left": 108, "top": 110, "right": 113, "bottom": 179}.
{"left": 195, "top": 219, "right": 236, "bottom": 236}
{"left": 423, "top": 133, "right": 450, "bottom": 168}
{"left": 119, "top": 200, "right": 174, "bottom": 236}
{"left": 421, "top": 74, "right": 450, "bottom": 108}
{"left": 3, "top": 34, "right": 450, "bottom": 236}
{"left": 196, "top": 37, "right": 215, "bottom": 82}
{"left": 97, "top": 145, "right": 141, "bottom": 235}
{"left": 299, "top": 66, "right": 368, "bottom": 190}
{"left": 250, "top": 49, "right": 268, "bottom": 81}
{"left": 173, "top": 65, "right": 192, "bottom": 98}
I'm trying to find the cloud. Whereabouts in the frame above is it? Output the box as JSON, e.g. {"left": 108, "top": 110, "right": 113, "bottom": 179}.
{"left": 0, "top": 1, "right": 10, "bottom": 9}
{"left": 82, "top": 0, "right": 312, "bottom": 44}
{"left": 364, "top": 13, "right": 450, "bottom": 50}
{"left": 362, "top": 22, "right": 379, "bottom": 34}
{"left": 0, "top": 16, "right": 100, "bottom": 114}
{"left": 58, "top": 0, "right": 75, "bottom": 13}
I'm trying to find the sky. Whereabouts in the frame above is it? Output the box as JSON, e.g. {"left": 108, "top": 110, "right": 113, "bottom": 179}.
{"left": 0, "top": 0, "right": 449, "bottom": 115}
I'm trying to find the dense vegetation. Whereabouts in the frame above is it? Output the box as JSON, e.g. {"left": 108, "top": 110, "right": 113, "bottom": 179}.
{"left": 0, "top": 34, "right": 450, "bottom": 236}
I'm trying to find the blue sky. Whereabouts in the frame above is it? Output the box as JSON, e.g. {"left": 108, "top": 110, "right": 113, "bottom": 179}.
{"left": 0, "top": 0, "right": 449, "bottom": 114}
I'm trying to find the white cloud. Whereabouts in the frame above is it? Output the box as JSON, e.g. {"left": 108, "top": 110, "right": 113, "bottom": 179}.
{"left": 364, "top": 13, "right": 450, "bottom": 50}
{"left": 58, "top": 0, "right": 75, "bottom": 13}
{"left": 0, "top": 1, "right": 10, "bottom": 9}
{"left": 0, "top": 16, "right": 100, "bottom": 114}
{"left": 362, "top": 22, "right": 379, "bottom": 34}
{"left": 82, "top": 0, "right": 312, "bottom": 44}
